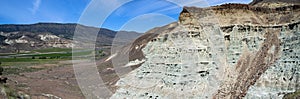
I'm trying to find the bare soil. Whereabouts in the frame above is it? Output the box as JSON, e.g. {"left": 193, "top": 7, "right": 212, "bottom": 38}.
{"left": 6, "top": 60, "right": 85, "bottom": 99}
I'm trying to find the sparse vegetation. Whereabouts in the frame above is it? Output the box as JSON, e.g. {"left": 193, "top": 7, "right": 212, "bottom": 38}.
{"left": 3, "top": 67, "right": 43, "bottom": 75}
{"left": 283, "top": 90, "right": 300, "bottom": 99}
{"left": 0, "top": 84, "right": 29, "bottom": 99}
{"left": 0, "top": 61, "right": 22, "bottom": 99}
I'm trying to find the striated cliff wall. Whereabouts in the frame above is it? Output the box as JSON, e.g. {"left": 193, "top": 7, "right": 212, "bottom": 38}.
{"left": 109, "top": 3, "right": 300, "bottom": 99}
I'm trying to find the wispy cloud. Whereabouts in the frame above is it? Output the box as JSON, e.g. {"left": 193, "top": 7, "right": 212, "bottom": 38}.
{"left": 31, "top": 0, "right": 41, "bottom": 14}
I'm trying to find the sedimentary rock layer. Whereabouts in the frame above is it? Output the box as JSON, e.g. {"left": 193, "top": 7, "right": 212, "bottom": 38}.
{"left": 108, "top": 3, "right": 300, "bottom": 99}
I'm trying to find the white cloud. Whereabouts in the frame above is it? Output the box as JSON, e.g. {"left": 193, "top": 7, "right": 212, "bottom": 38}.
{"left": 31, "top": 0, "right": 41, "bottom": 14}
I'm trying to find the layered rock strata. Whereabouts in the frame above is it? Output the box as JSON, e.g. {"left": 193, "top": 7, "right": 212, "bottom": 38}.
{"left": 109, "top": 3, "right": 300, "bottom": 99}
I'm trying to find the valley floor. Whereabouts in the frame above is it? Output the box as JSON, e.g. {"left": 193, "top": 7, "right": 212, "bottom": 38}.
{"left": 2, "top": 60, "right": 84, "bottom": 99}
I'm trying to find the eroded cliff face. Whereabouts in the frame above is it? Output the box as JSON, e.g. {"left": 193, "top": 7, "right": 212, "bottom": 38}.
{"left": 110, "top": 3, "right": 300, "bottom": 99}
{"left": 214, "top": 23, "right": 300, "bottom": 99}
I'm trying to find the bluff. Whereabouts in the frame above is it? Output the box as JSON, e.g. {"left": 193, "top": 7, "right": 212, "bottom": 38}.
{"left": 99, "top": 1, "right": 300, "bottom": 99}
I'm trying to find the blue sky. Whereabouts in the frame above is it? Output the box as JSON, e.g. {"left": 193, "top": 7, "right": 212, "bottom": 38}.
{"left": 0, "top": 0, "right": 252, "bottom": 32}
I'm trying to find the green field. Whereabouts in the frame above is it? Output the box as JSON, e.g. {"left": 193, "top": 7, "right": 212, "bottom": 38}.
{"left": 0, "top": 51, "right": 94, "bottom": 63}
{"left": 0, "top": 48, "right": 105, "bottom": 75}
{"left": 0, "top": 58, "right": 64, "bottom": 63}
{"left": 27, "top": 53, "right": 72, "bottom": 58}
{"left": 32, "top": 48, "right": 72, "bottom": 53}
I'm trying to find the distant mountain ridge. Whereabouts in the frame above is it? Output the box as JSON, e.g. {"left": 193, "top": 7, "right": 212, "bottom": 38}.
{"left": 0, "top": 23, "right": 142, "bottom": 53}
{"left": 0, "top": 23, "right": 140, "bottom": 39}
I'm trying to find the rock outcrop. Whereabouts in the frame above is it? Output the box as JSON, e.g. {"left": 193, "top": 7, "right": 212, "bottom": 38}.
{"left": 0, "top": 31, "right": 73, "bottom": 53}
{"left": 249, "top": 0, "right": 300, "bottom": 7}
{"left": 102, "top": 2, "right": 300, "bottom": 99}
